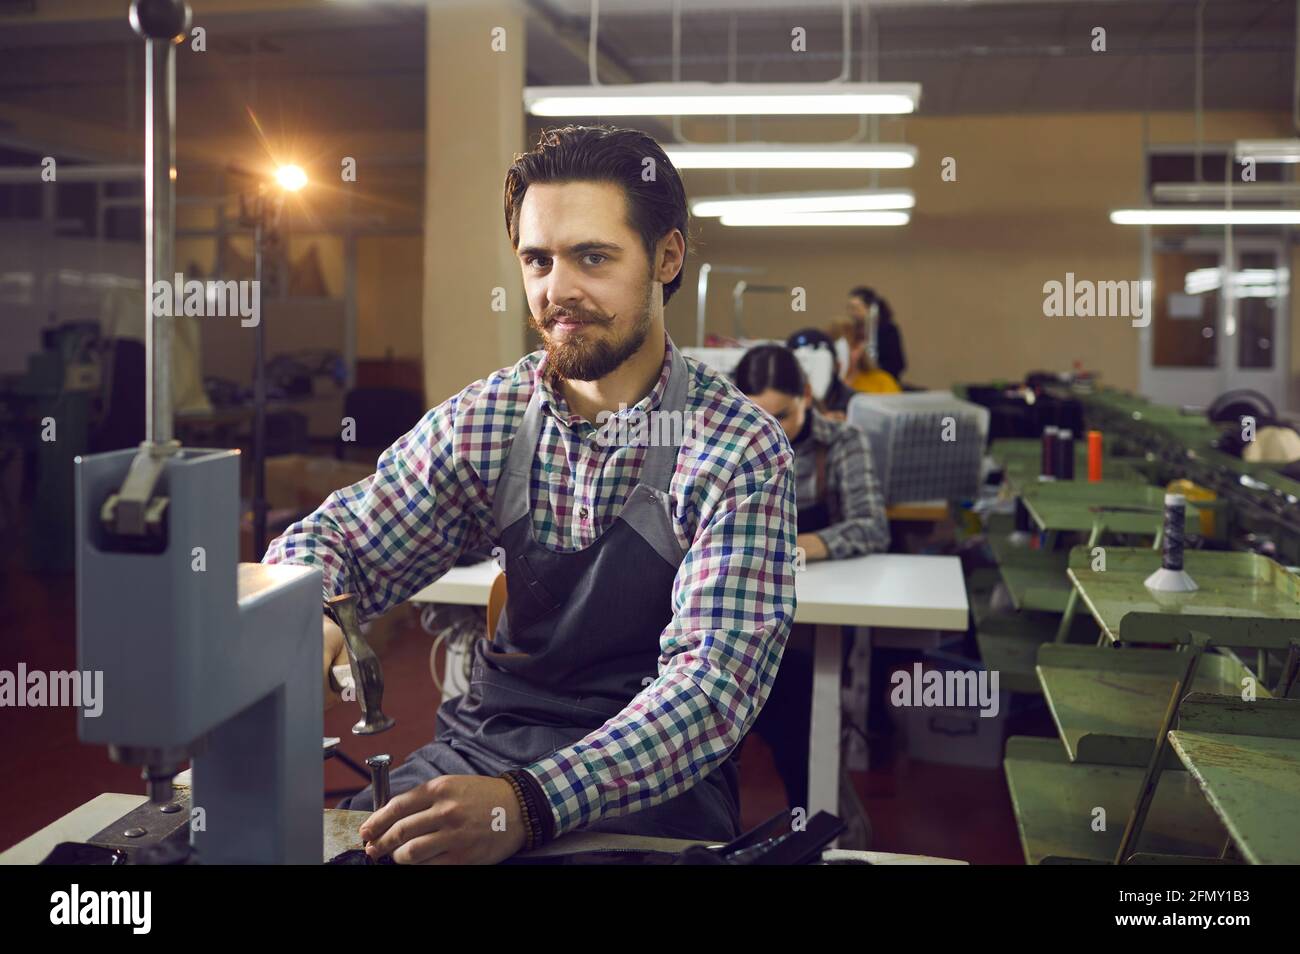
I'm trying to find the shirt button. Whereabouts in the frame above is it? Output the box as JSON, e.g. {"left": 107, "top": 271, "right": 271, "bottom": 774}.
{"left": 578, "top": 506, "right": 589, "bottom": 519}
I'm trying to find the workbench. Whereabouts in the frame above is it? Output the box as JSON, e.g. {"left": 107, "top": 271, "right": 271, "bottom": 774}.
{"left": 0, "top": 791, "right": 967, "bottom": 865}
{"left": 1004, "top": 545, "right": 1300, "bottom": 864}
{"left": 976, "top": 443, "right": 1174, "bottom": 684}
{"left": 1167, "top": 707, "right": 1300, "bottom": 866}
{"left": 988, "top": 438, "right": 1147, "bottom": 493}
{"left": 1018, "top": 480, "right": 1206, "bottom": 540}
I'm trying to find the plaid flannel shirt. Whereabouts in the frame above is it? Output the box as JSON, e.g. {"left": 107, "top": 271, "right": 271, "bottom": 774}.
{"left": 796, "top": 409, "right": 891, "bottom": 558}
{"left": 263, "top": 332, "right": 797, "bottom": 836}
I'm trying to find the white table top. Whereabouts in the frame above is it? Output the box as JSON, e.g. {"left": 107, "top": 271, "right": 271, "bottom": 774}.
{"left": 793, "top": 553, "right": 968, "bottom": 630}
{"left": 411, "top": 559, "right": 501, "bottom": 605}
{"left": 412, "top": 553, "right": 968, "bottom": 632}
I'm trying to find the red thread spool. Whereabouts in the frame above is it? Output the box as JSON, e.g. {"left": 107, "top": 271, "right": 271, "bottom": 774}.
{"left": 1088, "top": 430, "right": 1103, "bottom": 482}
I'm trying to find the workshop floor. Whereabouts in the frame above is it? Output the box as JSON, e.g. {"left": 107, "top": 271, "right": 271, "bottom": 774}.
{"left": 4, "top": 543, "right": 1026, "bottom": 863}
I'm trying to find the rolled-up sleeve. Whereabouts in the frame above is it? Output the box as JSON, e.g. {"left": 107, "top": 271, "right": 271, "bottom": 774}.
{"left": 523, "top": 435, "right": 798, "bottom": 837}
{"left": 817, "top": 422, "right": 890, "bottom": 560}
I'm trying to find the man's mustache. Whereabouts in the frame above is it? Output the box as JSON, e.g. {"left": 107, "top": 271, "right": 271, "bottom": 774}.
{"left": 542, "top": 309, "right": 610, "bottom": 328}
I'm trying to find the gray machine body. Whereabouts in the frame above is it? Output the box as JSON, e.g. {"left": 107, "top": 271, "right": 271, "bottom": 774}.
{"left": 76, "top": 446, "right": 323, "bottom": 864}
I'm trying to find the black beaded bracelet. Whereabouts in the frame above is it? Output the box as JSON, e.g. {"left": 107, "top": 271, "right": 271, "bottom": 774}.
{"left": 501, "top": 770, "right": 540, "bottom": 850}
{"left": 512, "top": 769, "right": 556, "bottom": 845}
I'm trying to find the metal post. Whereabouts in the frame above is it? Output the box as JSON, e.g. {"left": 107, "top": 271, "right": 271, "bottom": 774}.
{"left": 143, "top": 30, "right": 177, "bottom": 448}
{"left": 100, "top": 1, "right": 191, "bottom": 543}
{"left": 253, "top": 213, "right": 267, "bottom": 558}
{"left": 695, "top": 262, "right": 711, "bottom": 347}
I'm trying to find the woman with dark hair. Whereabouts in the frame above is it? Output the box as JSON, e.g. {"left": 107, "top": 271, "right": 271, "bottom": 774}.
{"left": 848, "top": 286, "right": 907, "bottom": 385}
{"left": 732, "top": 343, "right": 889, "bottom": 818}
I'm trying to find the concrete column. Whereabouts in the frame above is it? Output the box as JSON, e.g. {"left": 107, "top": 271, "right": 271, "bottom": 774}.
{"left": 423, "top": 0, "right": 526, "bottom": 405}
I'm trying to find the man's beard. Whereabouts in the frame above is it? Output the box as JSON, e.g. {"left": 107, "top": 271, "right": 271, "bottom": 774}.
{"left": 531, "top": 284, "right": 654, "bottom": 383}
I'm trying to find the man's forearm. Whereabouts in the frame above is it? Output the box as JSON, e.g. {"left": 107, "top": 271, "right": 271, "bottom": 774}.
{"left": 521, "top": 641, "right": 778, "bottom": 837}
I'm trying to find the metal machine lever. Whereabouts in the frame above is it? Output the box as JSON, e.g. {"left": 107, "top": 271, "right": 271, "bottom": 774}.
{"left": 325, "top": 594, "right": 396, "bottom": 736}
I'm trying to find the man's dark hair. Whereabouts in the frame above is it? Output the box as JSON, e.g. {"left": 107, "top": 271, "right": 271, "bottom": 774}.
{"left": 504, "top": 125, "right": 690, "bottom": 304}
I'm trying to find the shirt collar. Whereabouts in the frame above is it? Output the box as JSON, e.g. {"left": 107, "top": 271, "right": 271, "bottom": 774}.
{"left": 807, "top": 407, "right": 835, "bottom": 446}
{"left": 791, "top": 408, "right": 814, "bottom": 447}
{"left": 535, "top": 330, "right": 675, "bottom": 429}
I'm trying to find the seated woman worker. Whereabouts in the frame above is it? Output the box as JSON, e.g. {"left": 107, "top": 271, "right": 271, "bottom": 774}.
{"left": 731, "top": 343, "right": 890, "bottom": 812}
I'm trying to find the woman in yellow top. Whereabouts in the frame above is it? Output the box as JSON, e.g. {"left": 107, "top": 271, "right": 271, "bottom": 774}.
{"left": 845, "top": 348, "right": 902, "bottom": 394}
{"left": 845, "top": 287, "right": 904, "bottom": 393}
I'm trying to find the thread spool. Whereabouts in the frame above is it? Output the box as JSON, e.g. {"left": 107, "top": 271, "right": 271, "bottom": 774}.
{"left": 1162, "top": 493, "right": 1187, "bottom": 571}
{"left": 1088, "top": 430, "right": 1103, "bottom": 482}
{"left": 1041, "top": 426, "right": 1058, "bottom": 479}
{"left": 1056, "top": 428, "right": 1074, "bottom": 480}
{"left": 1144, "top": 493, "right": 1199, "bottom": 593}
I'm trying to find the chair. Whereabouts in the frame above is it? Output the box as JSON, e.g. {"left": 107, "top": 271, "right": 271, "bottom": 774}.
{"left": 487, "top": 572, "right": 507, "bottom": 637}
{"left": 429, "top": 572, "right": 507, "bottom": 693}
{"left": 336, "top": 387, "right": 425, "bottom": 464}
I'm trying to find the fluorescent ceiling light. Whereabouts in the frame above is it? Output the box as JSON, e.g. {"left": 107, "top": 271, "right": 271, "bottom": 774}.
{"left": 1185, "top": 267, "right": 1287, "bottom": 297}
{"left": 665, "top": 144, "right": 917, "bottom": 170}
{"left": 1110, "top": 208, "right": 1300, "bottom": 225}
{"left": 524, "top": 82, "right": 920, "bottom": 117}
{"left": 1153, "top": 183, "right": 1300, "bottom": 203}
{"left": 1235, "top": 139, "right": 1300, "bottom": 164}
{"left": 719, "top": 211, "right": 910, "bottom": 227}
{"left": 692, "top": 189, "right": 915, "bottom": 216}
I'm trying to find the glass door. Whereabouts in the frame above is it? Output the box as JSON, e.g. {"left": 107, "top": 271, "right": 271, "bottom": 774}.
{"left": 1141, "top": 237, "right": 1289, "bottom": 413}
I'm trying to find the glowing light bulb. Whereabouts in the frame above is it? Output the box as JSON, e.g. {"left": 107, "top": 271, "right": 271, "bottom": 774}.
{"left": 275, "top": 165, "right": 307, "bottom": 192}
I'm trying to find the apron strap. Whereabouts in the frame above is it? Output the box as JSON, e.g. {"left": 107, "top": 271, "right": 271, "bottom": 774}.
{"left": 492, "top": 337, "right": 690, "bottom": 537}
{"left": 492, "top": 384, "right": 545, "bottom": 536}
{"left": 637, "top": 340, "right": 690, "bottom": 493}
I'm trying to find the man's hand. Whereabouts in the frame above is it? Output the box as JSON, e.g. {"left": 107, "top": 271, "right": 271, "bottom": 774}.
{"left": 360, "top": 775, "right": 528, "bottom": 865}
{"left": 322, "top": 615, "right": 350, "bottom": 710}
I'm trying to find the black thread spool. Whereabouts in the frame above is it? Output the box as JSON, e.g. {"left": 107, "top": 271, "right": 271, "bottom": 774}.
{"left": 1056, "top": 428, "right": 1075, "bottom": 480}
{"left": 1162, "top": 493, "right": 1187, "bottom": 572}
{"left": 1041, "top": 426, "right": 1058, "bottom": 479}
{"left": 1144, "top": 492, "right": 1199, "bottom": 593}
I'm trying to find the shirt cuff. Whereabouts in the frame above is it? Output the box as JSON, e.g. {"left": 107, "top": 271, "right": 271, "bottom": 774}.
{"left": 522, "top": 751, "right": 598, "bottom": 839}
{"left": 817, "top": 527, "right": 849, "bottom": 561}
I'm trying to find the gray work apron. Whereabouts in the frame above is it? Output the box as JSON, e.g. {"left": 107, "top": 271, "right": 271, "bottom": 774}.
{"left": 341, "top": 346, "right": 742, "bottom": 842}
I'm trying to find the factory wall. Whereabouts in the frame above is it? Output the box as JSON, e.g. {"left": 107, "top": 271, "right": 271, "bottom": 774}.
{"left": 673, "top": 109, "right": 1298, "bottom": 400}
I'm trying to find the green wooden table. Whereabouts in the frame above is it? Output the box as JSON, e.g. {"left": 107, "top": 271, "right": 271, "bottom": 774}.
{"left": 976, "top": 610, "right": 1097, "bottom": 695}
{"left": 988, "top": 531, "right": 1072, "bottom": 612}
{"left": 1036, "top": 643, "right": 1264, "bottom": 766}
{"left": 1019, "top": 481, "right": 1204, "bottom": 538}
{"left": 1003, "top": 736, "right": 1225, "bottom": 864}
{"left": 1065, "top": 547, "right": 1300, "bottom": 648}
{"left": 1166, "top": 694, "right": 1300, "bottom": 865}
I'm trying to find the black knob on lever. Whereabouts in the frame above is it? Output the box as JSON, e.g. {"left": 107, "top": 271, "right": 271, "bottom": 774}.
{"left": 129, "top": 0, "right": 192, "bottom": 40}
{"left": 325, "top": 594, "right": 396, "bottom": 736}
